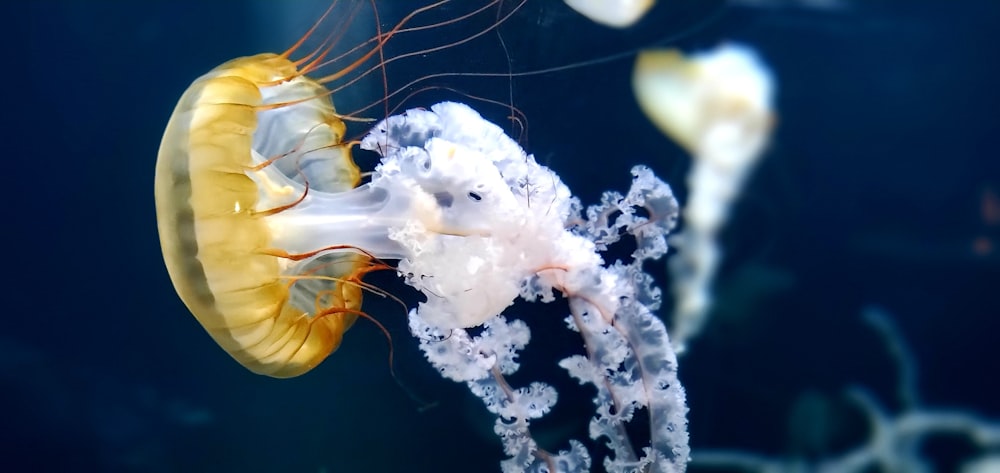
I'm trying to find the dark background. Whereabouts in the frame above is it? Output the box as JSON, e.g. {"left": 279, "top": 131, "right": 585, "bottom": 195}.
{"left": 4, "top": 1, "right": 998, "bottom": 471}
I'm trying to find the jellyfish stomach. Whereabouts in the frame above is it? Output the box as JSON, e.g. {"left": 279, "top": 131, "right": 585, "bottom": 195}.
{"left": 155, "top": 53, "right": 366, "bottom": 378}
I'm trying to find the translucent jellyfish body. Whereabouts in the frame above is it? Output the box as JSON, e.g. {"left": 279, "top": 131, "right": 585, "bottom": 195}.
{"left": 363, "top": 103, "right": 690, "bottom": 472}
{"left": 361, "top": 102, "right": 603, "bottom": 329}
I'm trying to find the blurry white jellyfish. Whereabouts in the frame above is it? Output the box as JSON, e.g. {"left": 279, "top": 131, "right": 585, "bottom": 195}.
{"left": 633, "top": 43, "right": 776, "bottom": 353}
{"left": 633, "top": 44, "right": 774, "bottom": 162}
{"left": 564, "top": 0, "right": 655, "bottom": 28}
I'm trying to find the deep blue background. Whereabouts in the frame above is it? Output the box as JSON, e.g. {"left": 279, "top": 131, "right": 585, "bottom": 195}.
{"left": 5, "top": 1, "right": 998, "bottom": 471}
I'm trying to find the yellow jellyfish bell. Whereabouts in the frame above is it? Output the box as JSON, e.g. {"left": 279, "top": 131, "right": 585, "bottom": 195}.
{"left": 155, "top": 52, "right": 370, "bottom": 378}
{"left": 153, "top": 3, "right": 423, "bottom": 378}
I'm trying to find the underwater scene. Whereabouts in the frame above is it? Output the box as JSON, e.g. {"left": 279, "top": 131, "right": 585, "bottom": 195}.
{"left": 7, "top": 0, "right": 999, "bottom": 472}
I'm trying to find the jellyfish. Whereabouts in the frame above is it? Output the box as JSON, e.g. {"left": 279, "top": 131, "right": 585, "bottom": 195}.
{"left": 154, "top": 0, "right": 518, "bottom": 378}
{"left": 632, "top": 44, "right": 776, "bottom": 353}
{"left": 563, "top": 0, "right": 656, "bottom": 28}
{"left": 155, "top": 2, "right": 694, "bottom": 468}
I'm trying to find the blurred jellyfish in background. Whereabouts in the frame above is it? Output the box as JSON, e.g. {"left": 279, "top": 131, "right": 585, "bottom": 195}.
{"left": 564, "top": 0, "right": 657, "bottom": 28}
{"left": 632, "top": 43, "right": 776, "bottom": 354}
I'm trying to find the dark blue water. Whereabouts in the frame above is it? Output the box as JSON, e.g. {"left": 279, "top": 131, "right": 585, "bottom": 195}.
{"left": 7, "top": 1, "right": 999, "bottom": 471}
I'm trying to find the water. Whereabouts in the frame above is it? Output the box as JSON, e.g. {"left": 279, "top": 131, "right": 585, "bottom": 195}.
{"left": 7, "top": 1, "right": 999, "bottom": 471}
